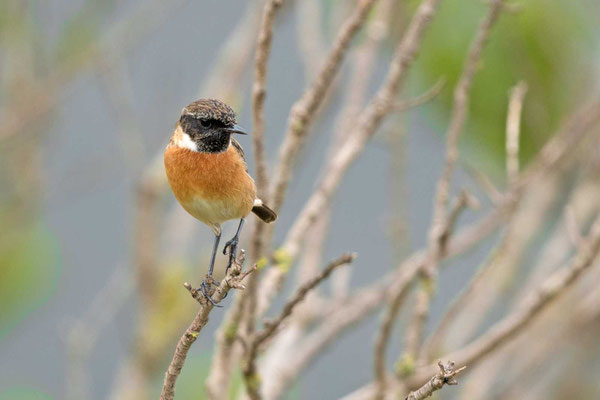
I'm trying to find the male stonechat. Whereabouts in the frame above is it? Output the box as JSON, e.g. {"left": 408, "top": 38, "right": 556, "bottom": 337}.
{"left": 164, "top": 99, "right": 276, "bottom": 303}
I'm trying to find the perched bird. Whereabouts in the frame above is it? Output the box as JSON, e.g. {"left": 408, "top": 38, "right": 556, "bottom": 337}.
{"left": 164, "top": 99, "right": 276, "bottom": 303}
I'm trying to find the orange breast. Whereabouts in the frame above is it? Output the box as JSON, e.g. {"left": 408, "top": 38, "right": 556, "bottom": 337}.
{"left": 164, "top": 144, "right": 256, "bottom": 225}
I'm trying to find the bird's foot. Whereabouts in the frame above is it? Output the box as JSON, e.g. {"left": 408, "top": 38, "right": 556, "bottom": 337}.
{"left": 199, "top": 276, "right": 224, "bottom": 307}
{"left": 223, "top": 238, "right": 239, "bottom": 272}
{"left": 223, "top": 237, "right": 239, "bottom": 256}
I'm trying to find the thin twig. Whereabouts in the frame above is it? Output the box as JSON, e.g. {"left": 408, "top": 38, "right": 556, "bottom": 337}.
{"left": 377, "top": 190, "right": 475, "bottom": 398}
{"left": 260, "top": 0, "right": 443, "bottom": 315}
{"left": 403, "top": 192, "right": 478, "bottom": 365}
{"left": 407, "top": 215, "right": 600, "bottom": 390}
{"left": 422, "top": 232, "right": 512, "bottom": 361}
{"left": 252, "top": 0, "right": 282, "bottom": 200}
{"left": 373, "top": 280, "right": 412, "bottom": 399}
{"left": 269, "top": 0, "right": 380, "bottom": 213}
{"left": 160, "top": 252, "right": 256, "bottom": 400}
{"left": 422, "top": 173, "right": 563, "bottom": 363}
{"left": 565, "top": 204, "right": 584, "bottom": 247}
{"left": 242, "top": 253, "right": 356, "bottom": 400}
{"left": 391, "top": 78, "right": 446, "bottom": 112}
{"left": 506, "top": 81, "right": 528, "bottom": 185}
{"left": 431, "top": 0, "right": 506, "bottom": 234}
{"left": 403, "top": 0, "right": 506, "bottom": 362}
{"left": 246, "top": 0, "right": 285, "bottom": 337}
{"left": 462, "top": 162, "right": 504, "bottom": 206}
{"left": 308, "top": 95, "right": 600, "bottom": 400}
{"left": 199, "top": 3, "right": 271, "bottom": 397}
{"left": 405, "top": 361, "right": 466, "bottom": 400}
{"left": 260, "top": 5, "right": 394, "bottom": 390}
{"left": 250, "top": 0, "right": 380, "bottom": 338}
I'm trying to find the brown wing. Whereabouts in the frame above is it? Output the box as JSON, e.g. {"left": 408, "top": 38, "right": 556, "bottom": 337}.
{"left": 231, "top": 138, "right": 248, "bottom": 172}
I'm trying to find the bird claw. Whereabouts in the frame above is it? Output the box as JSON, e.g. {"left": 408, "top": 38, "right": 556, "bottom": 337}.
{"left": 223, "top": 238, "right": 238, "bottom": 256}
{"left": 199, "top": 278, "right": 225, "bottom": 307}
{"left": 223, "top": 239, "right": 239, "bottom": 273}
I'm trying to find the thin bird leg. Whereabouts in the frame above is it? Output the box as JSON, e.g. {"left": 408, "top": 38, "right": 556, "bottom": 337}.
{"left": 200, "top": 232, "right": 221, "bottom": 306}
{"left": 223, "top": 218, "right": 245, "bottom": 271}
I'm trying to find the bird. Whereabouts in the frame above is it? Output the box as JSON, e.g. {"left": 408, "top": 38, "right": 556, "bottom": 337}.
{"left": 164, "top": 99, "right": 277, "bottom": 304}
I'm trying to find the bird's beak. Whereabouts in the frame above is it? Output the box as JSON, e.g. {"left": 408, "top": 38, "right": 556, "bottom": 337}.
{"left": 227, "top": 124, "right": 248, "bottom": 135}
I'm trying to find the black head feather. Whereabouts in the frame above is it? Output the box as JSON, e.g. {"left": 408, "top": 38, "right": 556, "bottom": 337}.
{"left": 178, "top": 99, "right": 238, "bottom": 153}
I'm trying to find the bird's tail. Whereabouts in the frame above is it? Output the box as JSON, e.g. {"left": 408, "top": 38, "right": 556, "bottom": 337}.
{"left": 252, "top": 199, "right": 277, "bottom": 223}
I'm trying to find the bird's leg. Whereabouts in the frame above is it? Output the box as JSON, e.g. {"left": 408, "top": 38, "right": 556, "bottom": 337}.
{"left": 223, "top": 218, "right": 244, "bottom": 272}
{"left": 200, "top": 232, "right": 221, "bottom": 306}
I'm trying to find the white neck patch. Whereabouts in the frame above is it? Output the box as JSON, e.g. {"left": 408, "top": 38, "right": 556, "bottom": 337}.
{"left": 176, "top": 132, "right": 198, "bottom": 152}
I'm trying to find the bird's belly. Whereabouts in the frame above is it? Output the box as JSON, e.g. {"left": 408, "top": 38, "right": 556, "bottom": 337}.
{"left": 164, "top": 146, "right": 256, "bottom": 225}
{"left": 181, "top": 195, "right": 251, "bottom": 225}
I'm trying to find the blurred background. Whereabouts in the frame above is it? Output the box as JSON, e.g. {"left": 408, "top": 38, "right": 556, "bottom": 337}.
{"left": 1, "top": 0, "right": 599, "bottom": 399}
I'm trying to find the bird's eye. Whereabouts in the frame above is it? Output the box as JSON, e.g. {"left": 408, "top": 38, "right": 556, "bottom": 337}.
{"left": 200, "top": 119, "right": 211, "bottom": 128}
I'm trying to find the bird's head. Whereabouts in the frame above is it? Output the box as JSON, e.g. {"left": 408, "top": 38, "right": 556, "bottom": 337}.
{"left": 176, "top": 99, "right": 246, "bottom": 153}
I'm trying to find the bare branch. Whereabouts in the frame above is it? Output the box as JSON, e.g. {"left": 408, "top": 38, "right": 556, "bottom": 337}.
{"left": 243, "top": 253, "right": 356, "bottom": 400}
{"left": 565, "top": 204, "right": 583, "bottom": 247}
{"left": 506, "top": 81, "right": 528, "bottom": 185}
{"left": 245, "top": 0, "right": 379, "bottom": 346}
{"left": 243, "top": 0, "right": 287, "bottom": 376}
{"left": 269, "top": 0, "right": 380, "bottom": 213}
{"left": 260, "top": 253, "right": 355, "bottom": 347}
{"left": 391, "top": 78, "right": 446, "bottom": 112}
{"left": 462, "top": 163, "right": 504, "bottom": 206}
{"left": 252, "top": 0, "right": 283, "bottom": 200}
{"left": 373, "top": 279, "right": 413, "bottom": 399}
{"left": 405, "top": 361, "right": 466, "bottom": 400}
{"left": 407, "top": 215, "right": 600, "bottom": 390}
{"left": 431, "top": 0, "right": 505, "bottom": 232}
{"left": 404, "top": 0, "right": 506, "bottom": 361}
{"left": 259, "top": 7, "right": 394, "bottom": 390}
{"left": 160, "top": 252, "right": 256, "bottom": 400}
{"left": 282, "top": 95, "right": 600, "bottom": 395}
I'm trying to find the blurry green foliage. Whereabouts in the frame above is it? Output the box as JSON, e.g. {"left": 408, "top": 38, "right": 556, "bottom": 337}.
{"left": 0, "top": 219, "right": 60, "bottom": 339}
{"left": 0, "top": 2, "right": 34, "bottom": 46}
{"left": 0, "top": 388, "right": 53, "bottom": 400}
{"left": 142, "top": 261, "right": 196, "bottom": 363}
{"left": 54, "top": 0, "right": 116, "bottom": 65}
{"left": 403, "top": 0, "right": 597, "bottom": 177}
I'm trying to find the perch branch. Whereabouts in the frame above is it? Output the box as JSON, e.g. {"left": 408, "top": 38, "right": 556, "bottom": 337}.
{"left": 160, "top": 252, "right": 256, "bottom": 400}
{"left": 252, "top": 0, "right": 283, "bottom": 199}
